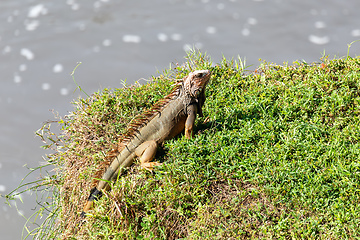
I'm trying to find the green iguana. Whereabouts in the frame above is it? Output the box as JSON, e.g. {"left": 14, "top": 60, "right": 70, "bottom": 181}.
{"left": 81, "top": 70, "right": 211, "bottom": 217}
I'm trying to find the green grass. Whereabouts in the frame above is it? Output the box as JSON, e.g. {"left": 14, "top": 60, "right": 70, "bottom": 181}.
{"left": 9, "top": 51, "right": 360, "bottom": 239}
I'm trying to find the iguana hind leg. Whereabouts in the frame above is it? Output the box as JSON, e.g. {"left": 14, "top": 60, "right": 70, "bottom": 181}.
{"left": 135, "top": 140, "right": 161, "bottom": 171}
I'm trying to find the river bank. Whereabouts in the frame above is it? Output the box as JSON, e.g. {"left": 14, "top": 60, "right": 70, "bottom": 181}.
{"left": 16, "top": 52, "right": 360, "bottom": 239}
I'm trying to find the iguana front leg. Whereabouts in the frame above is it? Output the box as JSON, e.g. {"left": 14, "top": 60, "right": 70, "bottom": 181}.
{"left": 185, "top": 104, "right": 198, "bottom": 139}
{"left": 136, "top": 104, "right": 198, "bottom": 169}
{"left": 135, "top": 140, "right": 161, "bottom": 171}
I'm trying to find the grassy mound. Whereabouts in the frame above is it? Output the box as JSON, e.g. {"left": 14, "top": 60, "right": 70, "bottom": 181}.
{"left": 27, "top": 52, "right": 360, "bottom": 238}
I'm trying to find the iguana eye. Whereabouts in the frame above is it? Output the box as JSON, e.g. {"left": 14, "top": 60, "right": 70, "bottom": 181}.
{"left": 196, "top": 73, "right": 203, "bottom": 78}
{"left": 193, "top": 87, "right": 202, "bottom": 96}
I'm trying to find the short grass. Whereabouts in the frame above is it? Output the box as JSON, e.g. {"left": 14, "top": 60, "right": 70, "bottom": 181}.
{"left": 14, "top": 52, "right": 360, "bottom": 239}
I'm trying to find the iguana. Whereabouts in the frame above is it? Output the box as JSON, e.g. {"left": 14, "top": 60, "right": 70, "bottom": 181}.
{"left": 81, "top": 69, "right": 211, "bottom": 217}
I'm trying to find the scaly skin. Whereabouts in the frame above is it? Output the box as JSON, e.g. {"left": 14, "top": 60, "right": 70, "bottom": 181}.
{"left": 81, "top": 70, "right": 211, "bottom": 217}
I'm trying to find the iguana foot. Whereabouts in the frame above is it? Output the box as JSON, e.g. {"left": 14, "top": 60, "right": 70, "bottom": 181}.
{"left": 140, "top": 161, "right": 162, "bottom": 171}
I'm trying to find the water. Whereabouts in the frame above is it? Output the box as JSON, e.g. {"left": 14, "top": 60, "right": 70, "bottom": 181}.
{"left": 1, "top": 0, "right": 359, "bottom": 238}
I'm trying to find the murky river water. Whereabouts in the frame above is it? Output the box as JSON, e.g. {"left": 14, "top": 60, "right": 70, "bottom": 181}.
{"left": 1, "top": 0, "right": 359, "bottom": 238}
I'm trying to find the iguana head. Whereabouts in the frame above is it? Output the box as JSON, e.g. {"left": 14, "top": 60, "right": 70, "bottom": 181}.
{"left": 183, "top": 70, "right": 211, "bottom": 97}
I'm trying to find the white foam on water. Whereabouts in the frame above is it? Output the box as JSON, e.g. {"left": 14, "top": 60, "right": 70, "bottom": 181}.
{"left": 60, "top": 88, "right": 69, "bottom": 95}
{"left": 351, "top": 29, "right": 360, "bottom": 37}
{"left": 183, "top": 43, "right": 202, "bottom": 51}
{"left": 171, "top": 33, "right": 182, "bottom": 41}
{"left": 217, "top": 3, "right": 225, "bottom": 10}
{"left": 206, "top": 26, "right": 217, "bottom": 34}
{"left": 42, "top": 83, "right": 51, "bottom": 90}
{"left": 248, "top": 17, "right": 257, "bottom": 25}
{"left": 195, "top": 42, "right": 203, "bottom": 49}
{"left": 28, "top": 4, "right": 47, "bottom": 18}
{"left": 78, "top": 23, "right": 86, "bottom": 31}
{"left": 24, "top": 19, "right": 40, "bottom": 31}
{"left": 7, "top": 15, "right": 13, "bottom": 23}
{"left": 157, "top": 33, "right": 168, "bottom": 42}
{"left": 20, "top": 48, "right": 35, "bottom": 60}
{"left": 3, "top": 45, "right": 12, "bottom": 54}
{"left": 53, "top": 63, "right": 63, "bottom": 73}
{"left": 310, "top": 9, "right": 318, "bottom": 16}
{"left": 102, "top": 39, "right": 112, "bottom": 46}
{"left": 14, "top": 73, "right": 22, "bottom": 84}
{"left": 315, "top": 21, "right": 326, "bottom": 29}
{"left": 123, "top": 35, "right": 141, "bottom": 43}
{"left": 72, "top": 4, "right": 80, "bottom": 11}
{"left": 19, "top": 64, "right": 27, "bottom": 72}
{"left": 183, "top": 44, "right": 192, "bottom": 52}
{"left": 94, "top": 1, "right": 102, "bottom": 9}
{"left": 93, "top": 45, "right": 100, "bottom": 52}
{"left": 242, "top": 28, "right": 250, "bottom": 36}
{"left": 308, "top": 35, "right": 330, "bottom": 45}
